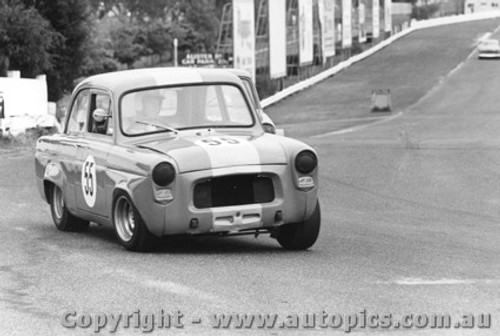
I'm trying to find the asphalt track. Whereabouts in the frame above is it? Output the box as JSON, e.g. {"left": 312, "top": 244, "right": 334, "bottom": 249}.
{"left": 1, "top": 19, "right": 500, "bottom": 335}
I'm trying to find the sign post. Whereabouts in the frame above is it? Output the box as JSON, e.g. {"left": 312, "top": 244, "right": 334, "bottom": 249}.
{"left": 173, "top": 38, "right": 178, "bottom": 67}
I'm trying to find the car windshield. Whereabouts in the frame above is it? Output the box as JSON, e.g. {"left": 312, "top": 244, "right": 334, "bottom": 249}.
{"left": 120, "top": 84, "right": 254, "bottom": 136}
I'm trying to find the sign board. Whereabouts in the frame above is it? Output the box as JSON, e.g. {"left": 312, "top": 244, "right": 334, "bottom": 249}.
{"left": 373, "top": 0, "right": 380, "bottom": 38}
{"left": 385, "top": 0, "right": 392, "bottom": 33}
{"left": 318, "top": 0, "right": 336, "bottom": 63}
{"left": 181, "top": 53, "right": 230, "bottom": 67}
{"left": 342, "top": 0, "right": 352, "bottom": 48}
{"left": 269, "top": 0, "right": 287, "bottom": 78}
{"left": 299, "top": 0, "right": 314, "bottom": 65}
{"left": 359, "top": 0, "right": 367, "bottom": 43}
{"left": 233, "top": 0, "right": 256, "bottom": 78}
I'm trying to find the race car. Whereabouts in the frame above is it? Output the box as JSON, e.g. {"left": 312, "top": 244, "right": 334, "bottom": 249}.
{"left": 34, "top": 67, "right": 320, "bottom": 251}
{"left": 477, "top": 38, "right": 500, "bottom": 59}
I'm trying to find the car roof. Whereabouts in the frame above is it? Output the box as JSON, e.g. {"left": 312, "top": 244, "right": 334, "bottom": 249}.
{"left": 227, "top": 68, "right": 253, "bottom": 80}
{"left": 75, "top": 67, "right": 243, "bottom": 95}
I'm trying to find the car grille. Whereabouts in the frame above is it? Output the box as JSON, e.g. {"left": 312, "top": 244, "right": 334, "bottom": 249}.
{"left": 193, "top": 174, "right": 275, "bottom": 209}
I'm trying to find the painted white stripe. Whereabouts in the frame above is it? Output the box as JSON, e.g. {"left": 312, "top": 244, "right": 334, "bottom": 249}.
{"left": 395, "top": 278, "right": 476, "bottom": 285}
{"left": 195, "top": 136, "right": 261, "bottom": 169}
{"left": 150, "top": 68, "right": 203, "bottom": 86}
{"left": 261, "top": 11, "right": 500, "bottom": 109}
{"left": 378, "top": 277, "right": 500, "bottom": 286}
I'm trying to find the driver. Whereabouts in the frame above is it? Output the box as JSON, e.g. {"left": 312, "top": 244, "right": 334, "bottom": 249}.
{"left": 141, "top": 91, "right": 163, "bottom": 119}
{"left": 126, "top": 90, "right": 164, "bottom": 133}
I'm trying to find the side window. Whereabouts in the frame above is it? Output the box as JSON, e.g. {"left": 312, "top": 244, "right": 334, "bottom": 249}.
{"left": 66, "top": 90, "right": 89, "bottom": 134}
{"left": 89, "top": 93, "right": 113, "bottom": 136}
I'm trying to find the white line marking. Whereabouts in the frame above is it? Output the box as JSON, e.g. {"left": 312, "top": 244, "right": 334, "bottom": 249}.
{"left": 395, "top": 278, "right": 476, "bottom": 285}
{"left": 382, "top": 277, "right": 500, "bottom": 286}
{"left": 311, "top": 112, "right": 403, "bottom": 138}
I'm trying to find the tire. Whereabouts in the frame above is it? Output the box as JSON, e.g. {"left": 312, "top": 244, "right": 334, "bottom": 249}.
{"left": 277, "top": 201, "right": 321, "bottom": 250}
{"left": 50, "top": 184, "right": 90, "bottom": 232}
{"left": 112, "top": 192, "right": 157, "bottom": 252}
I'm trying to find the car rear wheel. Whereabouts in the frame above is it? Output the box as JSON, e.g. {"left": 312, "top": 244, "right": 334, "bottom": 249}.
{"left": 113, "top": 192, "right": 156, "bottom": 252}
{"left": 276, "top": 201, "right": 321, "bottom": 250}
{"left": 50, "top": 184, "right": 89, "bottom": 232}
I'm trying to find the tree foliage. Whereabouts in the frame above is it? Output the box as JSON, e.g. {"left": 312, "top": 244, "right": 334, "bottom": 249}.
{"left": 30, "top": 0, "right": 92, "bottom": 101}
{"left": 1, "top": 0, "right": 223, "bottom": 100}
{"left": 0, "top": 0, "right": 60, "bottom": 78}
{"left": 90, "top": 0, "right": 221, "bottom": 68}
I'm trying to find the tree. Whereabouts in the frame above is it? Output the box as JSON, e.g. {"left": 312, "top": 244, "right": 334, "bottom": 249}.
{"left": 29, "top": 0, "right": 92, "bottom": 101}
{"left": 80, "top": 17, "right": 119, "bottom": 76}
{"left": 0, "top": 0, "right": 60, "bottom": 78}
{"left": 145, "top": 22, "right": 173, "bottom": 62}
{"left": 111, "top": 24, "right": 151, "bottom": 68}
{"left": 91, "top": 0, "right": 221, "bottom": 62}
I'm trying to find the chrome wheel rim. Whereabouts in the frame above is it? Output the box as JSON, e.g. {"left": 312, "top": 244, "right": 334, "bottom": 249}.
{"left": 53, "top": 186, "right": 64, "bottom": 220}
{"left": 114, "top": 196, "right": 135, "bottom": 242}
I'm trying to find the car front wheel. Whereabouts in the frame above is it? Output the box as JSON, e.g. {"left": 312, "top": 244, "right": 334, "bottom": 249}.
{"left": 276, "top": 201, "right": 321, "bottom": 250}
{"left": 50, "top": 184, "right": 89, "bottom": 232}
{"left": 113, "top": 192, "right": 157, "bottom": 252}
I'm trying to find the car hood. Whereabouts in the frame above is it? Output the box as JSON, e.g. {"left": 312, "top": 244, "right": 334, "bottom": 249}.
{"left": 137, "top": 131, "right": 288, "bottom": 173}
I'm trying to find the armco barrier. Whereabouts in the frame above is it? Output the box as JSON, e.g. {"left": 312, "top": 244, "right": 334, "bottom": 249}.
{"left": 261, "top": 11, "right": 500, "bottom": 109}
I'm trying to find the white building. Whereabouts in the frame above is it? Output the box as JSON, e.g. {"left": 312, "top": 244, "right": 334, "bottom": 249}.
{"left": 0, "top": 71, "right": 58, "bottom": 137}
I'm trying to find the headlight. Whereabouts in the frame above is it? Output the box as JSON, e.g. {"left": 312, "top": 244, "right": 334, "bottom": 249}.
{"left": 152, "top": 162, "right": 175, "bottom": 186}
{"left": 295, "top": 150, "right": 317, "bottom": 174}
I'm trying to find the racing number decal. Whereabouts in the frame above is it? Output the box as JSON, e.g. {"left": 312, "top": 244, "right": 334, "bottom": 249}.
{"left": 81, "top": 155, "right": 97, "bottom": 208}
{"left": 196, "top": 136, "right": 260, "bottom": 167}
{"left": 199, "top": 137, "right": 240, "bottom": 146}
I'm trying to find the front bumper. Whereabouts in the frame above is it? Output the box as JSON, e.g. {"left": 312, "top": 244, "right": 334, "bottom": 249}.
{"left": 478, "top": 51, "right": 500, "bottom": 58}
{"left": 135, "top": 164, "right": 318, "bottom": 237}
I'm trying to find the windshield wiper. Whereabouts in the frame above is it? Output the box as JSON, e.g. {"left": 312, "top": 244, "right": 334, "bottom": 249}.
{"left": 134, "top": 120, "right": 178, "bottom": 134}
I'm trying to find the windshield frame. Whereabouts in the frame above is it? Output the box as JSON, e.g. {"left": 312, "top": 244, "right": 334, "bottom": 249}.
{"left": 118, "top": 82, "right": 256, "bottom": 137}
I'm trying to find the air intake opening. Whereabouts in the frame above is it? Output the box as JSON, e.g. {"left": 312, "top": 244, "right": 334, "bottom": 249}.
{"left": 194, "top": 174, "right": 274, "bottom": 209}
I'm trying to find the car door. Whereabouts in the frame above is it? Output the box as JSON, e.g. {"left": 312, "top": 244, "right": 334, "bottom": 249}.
{"left": 74, "top": 90, "right": 113, "bottom": 218}
{"left": 59, "top": 88, "right": 91, "bottom": 211}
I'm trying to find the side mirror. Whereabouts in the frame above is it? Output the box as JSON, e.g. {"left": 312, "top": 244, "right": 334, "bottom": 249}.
{"left": 262, "top": 123, "right": 276, "bottom": 134}
{"left": 92, "top": 108, "right": 110, "bottom": 123}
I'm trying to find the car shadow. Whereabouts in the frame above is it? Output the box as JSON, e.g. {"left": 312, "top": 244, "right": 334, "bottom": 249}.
{"left": 81, "top": 223, "right": 295, "bottom": 255}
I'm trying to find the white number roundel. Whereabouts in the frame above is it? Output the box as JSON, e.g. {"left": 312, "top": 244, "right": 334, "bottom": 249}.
{"left": 81, "top": 155, "right": 97, "bottom": 208}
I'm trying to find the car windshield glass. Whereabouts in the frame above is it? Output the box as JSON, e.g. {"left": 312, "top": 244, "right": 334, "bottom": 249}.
{"left": 120, "top": 84, "right": 254, "bottom": 136}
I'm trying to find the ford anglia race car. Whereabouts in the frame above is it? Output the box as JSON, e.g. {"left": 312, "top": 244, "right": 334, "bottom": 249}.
{"left": 35, "top": 68, "right": 320, "bottom": 251}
